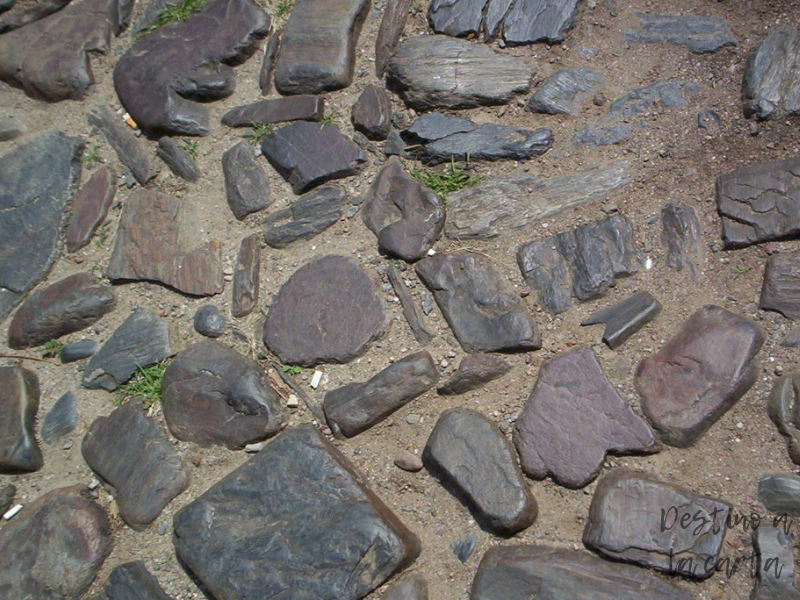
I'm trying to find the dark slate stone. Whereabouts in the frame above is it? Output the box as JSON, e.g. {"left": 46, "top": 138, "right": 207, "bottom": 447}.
{"left": 401, "top": 112, "right": 475, "bottom": 144}
{"left": 232, "top": 234, "right": 260, "bottom": 318}
{"left": 0, "top": 485, "right": 112, "bottom": 600}
{"left": 437, "top": 353, "right": 511, "bottom": 395}
{"left": 514, "top": 348, "right": 658, "bottom": 489}
{"left": 0, "top": 131, "right": 82, "bottom": 323}
{"left": 375, "top": 0, "right": 412, "bottom": 77}
{"left": 761, "top": 253, "right": 800, "bottom": 320}
{"left": 470, "top": 545, "right": 694, "bottom": 600}
{"left": 517, "top": 214, "right": 642, "bottom": 314}
{"left": 222, "top": 96, "right": 324, "bottom": 127}
{"left": 66, "top": 166, "right": 116, "bottom": 253}
{"left": 427, "top": 0, "right": 485, "bottom": 38}
{"left": 385, "top": 129, "right": 409, "bottom": 158}
{"left": 0, "top": 115, "right": 26, "bottom": 141}
{"left": 7, "top": 273, "right": 116, "bottom": 349}
{"left": 82, "top": 402, "right": 190, "bottom": 530}
{"left": 424, "top": 408, "right": 537, "bottom": 535}
{"left": 88, "top": 106, "right": 153, "bottom": 187}
{"left": 417, "top": 251, "right": 540, "bottom": 353}
{"left": 759, "top": 474, "right": 800, "bottom": 516}
{"left": 418, "top": 123, "right": 552, "bottom": 165}
{"left": 452, "top": 533, "right": 478, "bottom": 563}
{"left": 222, "top": 141, "right": 273, "bottom": 220}
{"left": 386, "top": 36, "right": 532, "bottom": 111}
{"left": 387, "top": 263, "right": 435, "bottom": 346}
{"left": 156, "top": 138, "right": 200, "bottom": 182}
{"left": 383, "top": 573, "right": 428, "bottom": 600}
{"left": 41, "top": 391, "right": 79, "bottom": 444}
{"left": 751, "top": 523, "right": 800, "bottom": 600}
{"left": 162, "top": 341, "right": 286, "bottom": 449}
{"left": 258, "top": 31, "right": 281, "bottom": 96}
{"left": 581, "top": 290, "right": 662, "bottom": 349}
{"left": 106, "top": 189, "right": 224, "bottom": 296}
{"left": 526, "top": 67, "right": 604, "bottom": 115}
{"left": 0, "top": 366, "right": 42, "bottom": 473}
{"left": 625, "top": 13, "right": 736, "bottom": 54}
{"left": 264, "top": 255, "right": 386, "bottom": 366}
{"left": 82, "top": 308, "right": 173, "bottom": 391}
{"left": 60, "top": 339, "right": 98, "bottom": 363}
{"left": 173, "top": 425, "right": 421, "bottom": 599}
{"left": 768, "top": 374, "right": 800, "bottom": 465}
{"left": 636, "top": 305, "right": 764, "bottom": 447}
{"left": 263, "top": 183, "right": 346, "bottom": 248}
{"left": 105, "top": 561, "right": 175, "bottom": 600}
{"left": 114, "top": 0, "right": 270, "bottom": 136}
{"left": 584, "top": 469, "right": 730, "bottom": 579}
{"left": 743, "top": 26, "right": 800, "bottom": 121}
{"left": 0, "top": 0, "right": 12, "bottom": 13}
{"left": 323, "top": 351, "right": 438, "bottom": 437}
{"left": 0, "top": 0, "right": 69, "bottom": 33}
{"left": 717, "top": 158, "right": 800, "bottom": 248}
{"left": 351, "top": 85, "right": 392, "bottom": 141}
{"left": 361, "top": 158, "right": 444, "bottom": 261}
{"left": 0, "top": 484, "right": 14, "bottom": 516}
{"left": 193, "top": 305, "right": 227, "bottom": 338}
{"left": 503, "top": 0, "right": 580, "bottom": 44}
{"left": 446, "top": 159, "right": 632, "bottom": 239}
{"left": 661, "top": 203, "right": 702, "bottom": 275}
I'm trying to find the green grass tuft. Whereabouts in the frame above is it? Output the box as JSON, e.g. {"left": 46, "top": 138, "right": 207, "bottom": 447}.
{"left": 135, "top": 0, "right": 211, "bottom": 41}
{"left": 274, "top": 0, "right": 294, "bottom": 18}
{"left": 282, "top": 365, "right": 302, "bottom": 375}
{"left": 411, "top": 159, "right": 484, "bottom": 201}
{"left": 42, "top": 339, "right": 64, "bottom": 359}
{"left": 116, "top": 361, "right": 170, "bottom": 414}
{"left": 81, "top": 143, "right": 102, "bottom": 166}
{"left": 180, "top": 139, "right": 199, "bottom": 158}
{"left": 240, "top": 123, "right": 274, "bottom": 145}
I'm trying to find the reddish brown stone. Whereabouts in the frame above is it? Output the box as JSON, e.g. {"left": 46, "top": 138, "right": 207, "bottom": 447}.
{"left": 0, "top": 366, "right": 42, "bottom": 473}
{"left": 232, "top": 234, "right": 260, "bottom": 318}
{"left": 66, "top": 167, "right": 116, "bottom": 253}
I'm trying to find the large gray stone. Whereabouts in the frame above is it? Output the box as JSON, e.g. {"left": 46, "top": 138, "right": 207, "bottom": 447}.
{"left": 502, "top": 0, "right": 581, "bottom": 44}
{"left": 222, "top": 141, "right": 273, "bottom": 220}
{"left": 417, "top": 123, "right": 552, "bottom": 165}
{"left": 742, "top": 26, "right": 800, "bottom": 121}
{"left": 526, "top": 67, "right": 604, "bottom": 115}
{"left": 625, "top": 14, "right": 736, "bottom": 54}
{"left": 751, "top": 524, "right": 800, "bottom": 600}
{"left": 263, "top": 184, "right": 346, "bottom": 248}
{"left": 761, "top": 253, "right": 800, "bottom": 320}
{"left": 0, "top": 366, "right": 42, "bottom": 473}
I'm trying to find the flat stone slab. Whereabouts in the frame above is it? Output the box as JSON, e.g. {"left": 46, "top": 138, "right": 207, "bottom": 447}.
{"left": 173, "top": 425, "right": 420, "bottom": 600}
{"left": 222, "top": 141, "right": 273, "bottom": 220}
{"left": 41, "top": 391, "right": 79, "bottom": 444}
{"left": 514, "top": 348, "right": 658, "bottom": 489}
{"left": 106, "top": 189, "right": 224, "bottom": 296}
{"left": 0, "top": 485, "right": 112, "bottom": 600}
{"left": 324, "top": 351, "right": 438, "bottom": 437}
{"left": 751, "top": 523, "right": 800, "bottom": 600}
{"left": 517, "top": 214, "right": 642, "bottom": 313}
{"left": 264, "top": 255, "right": 385, "bottom": 366}
{"left": 758, "top": 474, "right": 800, "bottom": 516}
{"left": 768, "top": 374, "right": 800, "bottom": 465}
{"left": 232, "top": 234, "right": 259, "bottom": 318}
{"left": 0, "top": 366, "right": 42, "bottom": 473}
{"left": 424, "top": 408, "right": 537, "bottom": 535}
{"left": 402, "top": 112, "right": 475, "bottom": 143}
{"left": 581, "top": 290, "right": 662, "bottom": 349}
{"left": 743, "top": 26, "right": 800, "bottom": 121}
{"left": 716, "top": 158, "right": 800, "bottom": 248}
{"left": 114, "top": 0, "right": 270, "bottom": 136}
{"left": 583, "top": 469, "right": 731, "bottom": 579}
{"left": 0, "top": 131, "right": 82, "bottom": 323}
{"left": 222, "top": 96, "right": 324, "bottom": 127}
{"left": 625, "top": 14, "right": 736, "bottom": 54}
{"left": 761, "top": 253, "right": 800, "bottom": 320}
{"left": 66, "top": 167, "right": 116, "bottom": 253}
{"left": 386, "top": 35, "right": 532, "bottom": 111}
{"left": 375, "top": 0, "right": 412, "bottom": 76}
{"left": 7, "top": 273, "right": 116, "bottom": 349}
{"left": 274, "top": 0, "right": 369, "bottom": 95}
{"left": 417, "top": 123, "right": 552, "bottom": 165}
{"left": 105, "top": 561, "right": 175, "bottom": 600}
{"left": 470, "top": 545, "right": 694, "bottom": 600}
{"left": 446, "top": 159, "right": 632, "bottom": 239}
{"left": 437, "top": 353, "right": 511, "bottom": 395}
{"left": 661, "top": 203, "right": 702, "bottom": 276}
{"left": 351, "top": 84, "right": 391, "bottom": 140}
{"left": 88, "top": 106, "right": 153, "bottom": 186}
{"left": 263, "top": 183, "right": 346, "bottom": 248}
{"left": 156, "top": 138, "right": 199, "bottom": 182}
{"left": 526, "top": 67, "right": 604, "bottom": 115}
{"left": 635, "top": 305, "right": 764, "bottom": 447}
{"left": 416, "top": 251, "right": 540, "bottom": 353}
{"left": 61, "top": 339, "right": 98, "bottom": 363}
{"left": 261, "top": 122, "right": 366, "bottom": 194}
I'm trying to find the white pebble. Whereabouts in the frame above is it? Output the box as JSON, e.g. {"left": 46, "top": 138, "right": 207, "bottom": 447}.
{"left": 310, "top": 370, "right": 323, "bottom": 389}
{"left": 645, "top": 257, "right": 653, "bottom": 270}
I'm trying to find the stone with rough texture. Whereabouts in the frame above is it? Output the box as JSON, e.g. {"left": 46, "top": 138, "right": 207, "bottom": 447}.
{"left": 0, "top": 484, "right": 14, "bottom": 516}
{"left": 375, "top": 0, "right": 412, "bottom": 77}
{"left": 222, "top": 96, "right": 324, "bottom": 127}
{"left": 517, "top": 214, "right": 642, "bottom": 313}
{"left": 470, "top": 545, "right": 693, "bottom": 600}
{"left": 742, "top": 26, "right": 800, "bottom": 121}
{"left": 446, "top": 159, "right": 632, "bottom": 239}
{"left": 526, "top": 67, "right": 604, "bottom": 114}
{"left": 87, "top": 106, "right": 152, "bottom": 186}
{"left": 759, "top": 474, "right": 800, "bottom": 516}
{"left": 584, "top": 469, "right": 730, "bottom": 579}
{"left": 0, "top": 0, "right": 70, "bottom": 33}
{"left": 427, "top": 0, "right": 485, "bottom": 39}
{"left": 222, "top": 141, "right": 273, "bottom": 220}
{"left": 0, "top": 485, "right": 112, "bottom": 600}
{"left": 259, "top": 31, "right": 280, "bottom": 95}
{"left": 107, "top": 189, "right": 224, "bottom": 296}
{"left": 60, "top": 340, "right": 98, "bottom": 363}
{"left": 263, "top": 184, "right": 346, "bottom": 248}
{"left": 324, "top": 352, "right": 438, "bottom": 437}
{"left": 424, "top": 408, "right": 536, "bottom": 535}
{"left": 662, "top": 203, "right": 702, "bottom": 276}
{"left": 417, "top": 252, "right": 540, "bottom": 353}
{"left": 418, "top": 123, "right": 552, "bottom": 165}
{"left": 173, "top": 425, "right": 420, "bottom": 600}
{"left": 751, "top": 524, "right": 800, "bottom": 600}
{"left": 264, "top": 255, "right": 385, "bottom": 366}
{"left": 232, "top": 234, "right": 259, "bottom": 318}
{"left": 761, "top": 253, "right": 800, "bottom": 320}
{"left": 387, "top": 35, "right": 532, "bottom": 111}
{"left": 0, "top": 366, "right": 42, "bottom": 473}
{"left": 156, "top": 138, "right": 200, "bottom": 182}
{"left": 635, "top": 305, "right": 764, "bottom": 447}
{"left": 352, "top": 85, "right": 392, "bottom": 140}
{"left": 132, "top": 0, "right": 179, "bottom": 34}
{"left": 402, "top": 112, "right": 475, "bottom": 143}
{"left": 581, "top": 291, "right": 662, "bottom": 349}
{"left": 0, "top": 131, "right": 82, "bottom": 324}
{"left": 41, "top": 391, "right": 79, "bottom": 444}
{"left": 384, "top": 573, "right": 428, "bottom": 600}
{"left": 274, "top": 0, "right": 369, "bottom": 95}
{"left": 114, "top": 0, "right": 270, "bottom": 136}
{"left": 7, "top": 273, "right": 116, "bottom": 349}
{"left": 387, "top": 263, "right": 434, "bottom": 345}
{"left": 66, "top": 167, "right": 116, "bottom": 253}
{"left": 437, "top": 353, "right": 511, "bottom": 395}
{"left": 503, "top": 0, "right": 580, "bottom": 44}
{"left": 105, "top": 561, "right": 175, "bottom": 600}
{"left": 193, "top": 305, "right": 226, "bottom": 338}
{"left": 162, "top": 341, "right": 285, "bottom": 449}
{"left": 261, "top": 122, "right": 366, "bottom": 194}
{"left": 625, "top": 14, "right": 736, "bottom": 54}
{"left": 82, "top": 308, "right": 173, "bottom": 391}
{"left": 769, "top": 375, "right": 800, "bottom": 465}
{"left": 514, "top": 348, "right": 658, "bottom": 488}
{"left": 83, "top": 403, "right": 189, "bottom": 530}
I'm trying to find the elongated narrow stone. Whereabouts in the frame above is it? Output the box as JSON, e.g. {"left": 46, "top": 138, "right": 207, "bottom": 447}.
{"left": 581, "top": 291, "right": 661, "bottom": 349}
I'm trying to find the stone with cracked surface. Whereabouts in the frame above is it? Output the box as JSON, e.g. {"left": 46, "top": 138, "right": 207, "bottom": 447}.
{"left": 625, "top": 13, "right": 736, "bottom": 54}
{"left": 263, "top": 184, "right": 346, "bottom": 248}
{"left": 751, "top": 523, "right": 800, "bottom": 600}
{"left": 437, "top": 353, "right": 512, "bottom": 395}
{"left": 526, "top": 67, "right": 604, "bottom": 115}
{"left": 661, "top": 203, "right": 702, "bottom": 276}
{"left": 761, "top": 253, "right": 800, "bottom": 320}
{"left": 581, "top": 290, "right": 662, "bottom": 349}
{"left": 742, "top": 26, "right": 800, "bottom": 121}
{"left": 222, "top": 141, "right": 273, "bottom": 220}
{"left": 417, "top": 123, "right": 552, "bottom": 165}
{"left": 402, "top": 112, "right": 475, "bottom": 144}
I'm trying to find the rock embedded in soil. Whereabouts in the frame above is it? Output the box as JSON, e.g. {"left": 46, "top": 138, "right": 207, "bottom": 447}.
{"left": 273, "top": 0, "right": 369, "bottom": 95}
{"left": 0, "top": 131, "right": 82, "bottom": 323}
{"left": 263, "top": 183, "right": 346, "bottom": 248}
{"left": 351, "top": 84, "right": 392, "bottom": 140}
{"left": 513, "top": 347, "right": 658, "bottom": 489}
{"left": 625, "top": 14, "right": 736, "bottom": 54}
{"left": 258, "top": 31, "right": 280, "bottom": 95}
{"left": 661, "top": 203, "right": 702, "bottom": 276}
{"left": 470, "top": 545, "right": 693, "bottom": 600}
{"left": 387, "top": 263, "right": 435, "bottom": 346}
{"left": 323, "top": 351, "right": 438, "bottom": 437}
{"left": 635, "top": 305, "right": 764, "bottom": 447}
{"left": 758, "top": 474, "right": 800, "bottom": 516}
{"left": 394, "top": 450, "right": 424, "bottom": 472}
{"left": 581, "top": 290, "right": 662, "bottom": 349}
{"left": 502, "top": 0, "right": 581, "bottom": 44}
{"left": 82, "top": 308, "right": 173, "bottom": 391}
{"left": 416, "top": 251, "right": 540, "bottom": 353}
{"left": 517, "top": 214, "right": 642, "bottom": 313}
{"left": 193, "top": 305, "right": 226, "bottom": 338}
{"left": 751, "top": 524, "right": 800, "bottom": 600}
{"left": 0, "top": 115, "right": 26, "bottom": 141}
{"left": 261, "top": 122, "right": 366, "bottom": 194}
{"left": 583, "top": 469, "right": 730, "bottom": 579}
{"left": 41, "top": 391, "right": 79, "bottom": 444}
{"left": 60, "top": 339, "right": 98, "bottom": 363}
{"left": 222, "top": 141, "right": 273, "bottom": 220}
{"left": 104, "top": 561, "right": 175, "bottom": 600}
{"left": 162, "top": 341, "right": 285, "bottom": 449}
{"left": 384, "top": 572, "right": 428, "bottom": 600}
{"left": 114, "top": 0, "right": 270, "bottom": 136}
{"left": 437, "top": 353, "right": 512, "bottom": 395}
{"left": 0, "top": 484, "right": 14, "bottom": 516}
{"left": 0, "top": 366, "right": 42, "bottom": 473}
{"left": 375, "top": 0, "right": 412, "bottom": 77}
{"left": 424, "top": 408, "right": 537, "bottom": 536}
{"left": 87, "top": 106, "right": 153, "bottom": 187}
{"left": 222, "top": 95, "right": 324, "bottom": 127}
{"left": 760, "top": 253, "right": 800, "bottom": 320}
{"left": 416, "top": 123, "right": 553, "bottom": 165}
{"left": 264, "top": 255, "right": 386, "bottom": 366}
{"left": 156, "top": 138, "right": 200, "bottom": 182}
{"left": 232, "top": 234, "right": 260, "bottom": 319}
{"left": 402, "top": 112, "right": 475, "bottom": 143}
{"left": 7, "top": 273, "right": 116, "bottom": 349}
{"left": 742, "top": 26, "right": 800, "bottom": 121}
{"left": 66, "top": 166, "right": 116, "bottom": 253}
{"left": 526, "top": 67, "right": 604, "bottom": 115}
{"left": 0, "top": 0, "right": 70, "bottom": 33}
{"left": 173, "top": 425, "right": 420, "bottom": 600}
{"left": 783, "top": 329, "right": 800, "bottom": 347}
{"left": 768, "top": 374, "right": 800, "bottom": 465}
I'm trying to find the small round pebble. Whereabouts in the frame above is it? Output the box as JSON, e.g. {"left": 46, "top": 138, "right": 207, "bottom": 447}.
{"left": 193, "top": 305, "right": 227, "bottom": 338}
{"left": 394, "top": 450, "right": 423, "bottom": 472}
{"left": 60, "top": 340, "right": 98, "bottom": 363}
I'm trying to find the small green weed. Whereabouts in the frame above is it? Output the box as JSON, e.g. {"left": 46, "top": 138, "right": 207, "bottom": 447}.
{"left": 135, "top": 0, "right": 211, "bottom": 40}
{"left": 180, "top": 139, "right": 199, "bottom": 158}
{"left": 240, "top": 123, "right": 274, "bottom": 145}
{"left": 282, "top": 365, "right": 302, "bottom": 375}
{"left": 116, "top": 361, "right": 169, "bottom": 414}
{"left": 411, "top": 159, "right": 484, "bottom": 201}
{"left": 274, "top": 0, "right": 294, "bottom": 18}
{"left": 94, "top": 221, "right": 113, "bottom": 249}
{"left": 731, "top": 265, "right": 750, "bottom": 280}
{"left": 81, "top": 143, "right": 102, "bottom": 166}
{"left": 42, "top": 339, "right": 64, "bottom": 359}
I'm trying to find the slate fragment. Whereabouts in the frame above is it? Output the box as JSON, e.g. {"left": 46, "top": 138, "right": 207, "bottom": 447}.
{"left": 193, "top": 305, "right": 226, "bottom": 338}
{"left": 262, "top": 184, "right": 346, "bottom": 248}
{"left": 156, "top": 138, "right": 200, "bottom": 182}
{"left": 105, "top": 561, "right": 175, "bottom": 600}
{"left": 502, "top": 0, "right": 581, "bottom": 45}
{"left": 383, "top": 573, "right": 428, "bottom": 600}
{"left": 751, "top": 524, "right": 800, "bottom": 600}
{"left": 232, "top": 234, "right": 260, "bottom": 318}
{"left": 258, "top": 31, "right": 281, "bottom": 96}
{"left": 222, "top": 141, "right": 273, "bottom": 220}
{"left": 375, "top": 0, "right": 412, "bottom": 77}
{"left": 222, "top": 96, "right": 324, "bottom": 127}
{"left": 60, "top": 339, "right": 98, "bottom": 363}
{"left": 742, "top": 26, "right": 800, "bottom": 121}
{"left": 526, "top": 67, "right": 604, "bottom": 115}
{"left": 661, "top": 203, "right": 702, "bottom": 275}
{"left": 387, "top": 263, "right": 435, "bottom": 346}
{"left": 402, "top": 112, "right": 475, "bottom": 144}
{"left": 437, "top": 353, "right": 511, "bottom": 395}
{"left": 66, "top": 166, "right": 116, "bottom": 253}
{"left": 417, "top": 123, "right": 553, "bottom": 165}
{"left": 351, "top": 85, "right": 392, "bottom": 140}
{"left": 41, "top": 391, "right": 79, "bottom": 444}
{"left": 761, "top": 253, "right": 800, "bottom": 320}
{"left": 768, "top": 374, "right": 800, "bottom": 465}
{"left": 581, "top": 290, "right": 661, "bottom": 349}
{"left": 625, "top": 13, "right": 736, "bottom": 54}
{"left": 0, "top": 484, "right": 14, "bottom": 516}
{"left": 88, "top": 106, "right": 153, "bottom": 186}
{"left": 759, "top": 474, "right": 800, "bottom": 516}
{"left": 0, "top": 366, "right": 42, "bottom": 473}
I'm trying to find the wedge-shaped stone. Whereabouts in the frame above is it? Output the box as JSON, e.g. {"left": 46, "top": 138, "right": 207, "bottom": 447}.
{"left": 105, "top": 561, "right": 175, "bottom": 600}
{"left": 761, "top": 253, "right": 800, "bottom": 320}
{"left": 66, "top": 167, "right": 116, "bottom": 253}
{"left": 0, "top": 366, "right": 42, "bottom": 473}
{"left": 751, "top": 522, "right": 800, "bottom": 600}
{"left": 232, "top": 234, "right": 259, "bottom": 318}
{"left": 526, "top": 67, "right": 604, "bottom": 115}
{"left": 661, "top": 203, "right": 702, "bottom": 276}
{"left": 351, "top": 85, "right": 391, "bottom": 140}
{"left": 222, "top": 141, "right": 273, "bottom": 220}
{"left": 625, "top": 14, "right": 736, "bottom": 54}
{"left": 222, "top": 96, "right": 324, "bottom": 127}
{"left": 768, "top": 375, "right": 800, "bottom": 465}
{"left": 41, "top": 391, "right": 79, "bottom": 444}
{"left": 375, "top": 0, "right": 412, "bottom": 77}
{"left": 743, "top": 26, "right": 800, "bottom": 121}
{"left": 437, "top": 353, "right": 511, "bottom": 395}
{"left": 88, "top": 106, "right": 152, "bottom": 186}
{"left": 581, "top": 290, "right": 661, "bottom": 349}
{"left": 263, "top": 183, "right": 346, "bottom": 248}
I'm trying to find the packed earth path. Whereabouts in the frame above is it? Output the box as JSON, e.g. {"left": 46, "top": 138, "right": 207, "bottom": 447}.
{"left": 1, "top": 0, "right": 800, "bottom": 598}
